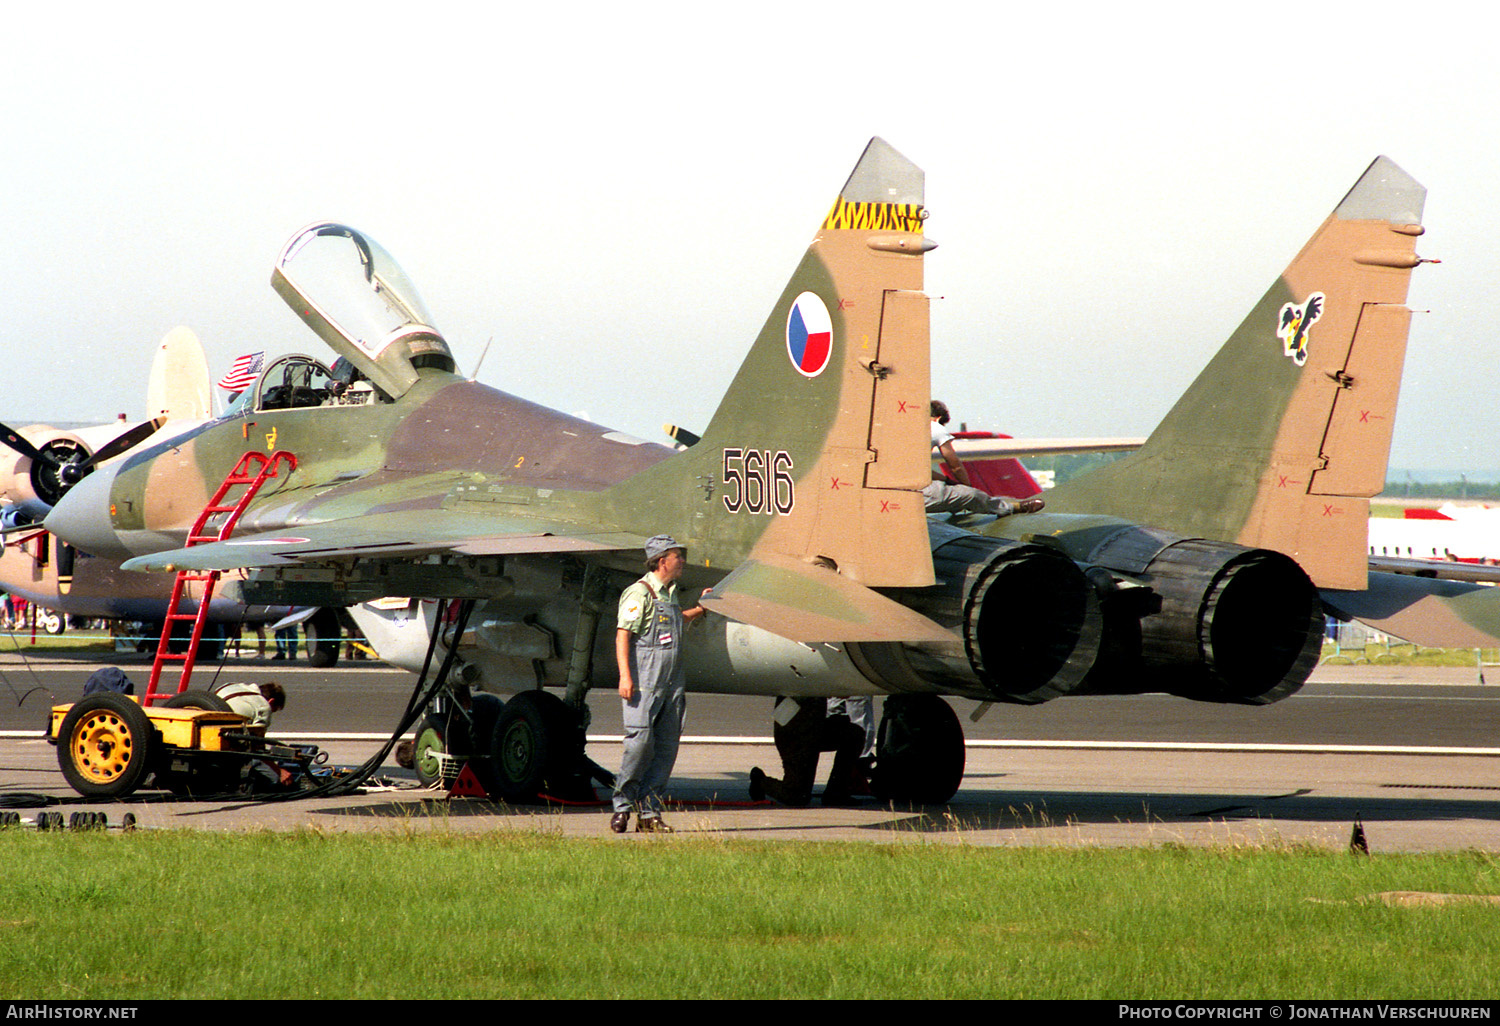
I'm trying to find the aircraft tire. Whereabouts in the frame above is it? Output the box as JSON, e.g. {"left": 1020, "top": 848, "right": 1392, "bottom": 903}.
{"left": 57, "top": 692, "right": 156, "bottom": 798}
{"left": 871, "top": 695, "right": 965, "bottom": 805}
{"left": 412, "top": 715, "right": 447, "bottom": 787}
{"left": 162, "top": 690, "right": 233, "bottom": 713}
{"left": 490, "top": 691, "right": 573, "bottom": 804}
{"left": 491, "top": 692, "right": 553, "bottom": 803}
{"left": 304, "top": 609, "right": 341, "bottom": 668}
{"left": 38, "top": 609, "right": 65, "bottom": 635}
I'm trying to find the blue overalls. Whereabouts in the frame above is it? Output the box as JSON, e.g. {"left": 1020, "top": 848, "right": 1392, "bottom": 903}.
{"left": 613, "top": 579, "right": 686, "bottom": 816}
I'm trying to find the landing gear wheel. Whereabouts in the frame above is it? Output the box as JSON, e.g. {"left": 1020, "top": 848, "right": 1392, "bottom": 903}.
{"left": 490, "top": 691, "right": 584, "bottom": 804}
{"left": 491, "top": 692, "right": 555, "bottom": 803}
{"left": 305, "top": 609, "right": 342, "bottom": 668}
{"left": 870, "top": 695, "right": 966, "bottom": 805}
{"left": 162, "top": 690, "right": 233, "bottom": 712}
{"left": 453, "top": 693, "right": 504, "bottom": 795}
{"left": 57, "top": 692, "right": 156, "bottom": 798}
{"left": 412, "top": 715, "right": 447, "bottom": 787}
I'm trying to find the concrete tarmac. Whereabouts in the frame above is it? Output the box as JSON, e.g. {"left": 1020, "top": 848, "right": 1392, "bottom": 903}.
{"left": 5, "top": 654, "right": 1497, "bottom": 851}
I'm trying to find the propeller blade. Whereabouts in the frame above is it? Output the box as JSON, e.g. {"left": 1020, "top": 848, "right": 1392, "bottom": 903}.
{"left": 663, "top": 423, "right": 701, "bottom": 448}
{"left": 0, "top": 422, "right": 54, "bottom": 466}
{"left": 57, "top": 541, "right": 75, "bottom": 596}
{"left": 66, "top": 417, "right": 165, "bottom": 480}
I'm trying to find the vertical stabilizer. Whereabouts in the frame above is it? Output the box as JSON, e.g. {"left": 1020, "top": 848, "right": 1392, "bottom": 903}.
{"left": 147, "top": 327, "right": 212, "bottom": 421}
{"left": 1045, "top": 157, "right": 1426, "bottom": 589}
{"left": 611, "top": 138, "right": 936, "bottom": 589}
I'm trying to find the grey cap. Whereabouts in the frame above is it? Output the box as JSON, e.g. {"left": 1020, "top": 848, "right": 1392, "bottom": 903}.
{"left": 645, "top": 534, "right": 684, "bottom": 561}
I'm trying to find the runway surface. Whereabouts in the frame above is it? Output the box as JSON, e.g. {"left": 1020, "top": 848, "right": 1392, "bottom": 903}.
{"left": 4, "top": 650, "right": 1497, "bottom": 850}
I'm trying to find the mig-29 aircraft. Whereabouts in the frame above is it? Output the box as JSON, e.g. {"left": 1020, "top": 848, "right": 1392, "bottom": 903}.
{"left": 44, "top": 141, "right": 1431, "bottom": 803}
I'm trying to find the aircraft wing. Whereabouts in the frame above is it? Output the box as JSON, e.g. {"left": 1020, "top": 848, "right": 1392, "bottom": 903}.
{"left": 120, "top": 510, "right": 644, "bottom": 572}
{"left": 947, "top": 437, "right": 1144, "bottom": 460}
{"left": 1365, "top": 555, "right": 1500, "bottom": 585}
{"left": 1324, "top": 571, "right": 1500, "bottom": 648}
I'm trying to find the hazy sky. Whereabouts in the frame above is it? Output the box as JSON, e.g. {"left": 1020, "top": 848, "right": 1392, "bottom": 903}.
{"left": 3, "top": 2, "right": 1494, "bottom": 472}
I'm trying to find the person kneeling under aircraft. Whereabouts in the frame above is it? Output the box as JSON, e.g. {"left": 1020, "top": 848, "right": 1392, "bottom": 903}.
{"left": 214, "top": 681, "right": 286, "bottom": 729}
{"left": 749, "top": 696, "right": 872, "bottom": 808}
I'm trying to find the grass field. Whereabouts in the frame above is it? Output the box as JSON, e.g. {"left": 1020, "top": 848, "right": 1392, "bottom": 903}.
{"left": 1320, "top": 641, "right": 1500, "bottom": 668}
{"left": 1, "top": 830, "right": 1497, "bottom": 999}
{"left": 0, "top": 630, "right": 119, "bottom": 653}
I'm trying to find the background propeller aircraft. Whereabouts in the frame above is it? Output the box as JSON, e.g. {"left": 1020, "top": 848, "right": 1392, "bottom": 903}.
{"left": 41, "top": 142, "right": 1447, "bottom": 803}
{"left": 0, "top": 331, "right": 343, "bottom": 661}
{"left": 0, "top": 328, "right": 212, "bottom": 615}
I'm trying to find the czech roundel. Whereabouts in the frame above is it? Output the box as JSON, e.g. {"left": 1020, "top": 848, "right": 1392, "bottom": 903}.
{"left": 786, "top": 292, "right": 833, "bottom": 378}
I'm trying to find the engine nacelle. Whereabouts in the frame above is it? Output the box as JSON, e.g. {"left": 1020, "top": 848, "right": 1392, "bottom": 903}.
{"left": 0, "top": 433, "right": 90, "bottom": 509}
{"left": 847, "top": 521, "right": 1104, "bottom": 704}
{"left": 1, "top": 499, "right": 49, "bottom": 531}
{"left": 1079, "top": 526, "right": 1323, "bottom": 704}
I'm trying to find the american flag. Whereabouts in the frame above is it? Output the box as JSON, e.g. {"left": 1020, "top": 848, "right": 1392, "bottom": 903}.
{"left": 217, "top": 352, "right": 264, "bottom": 391}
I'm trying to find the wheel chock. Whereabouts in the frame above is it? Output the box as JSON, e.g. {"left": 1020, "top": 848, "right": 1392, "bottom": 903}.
{"left": 448, "top": 763, "right": 489, "bottom": 798}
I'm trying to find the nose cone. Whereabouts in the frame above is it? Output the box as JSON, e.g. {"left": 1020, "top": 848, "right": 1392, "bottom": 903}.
{"left": 45, "top": 462, "right": 132, "bottom": 560}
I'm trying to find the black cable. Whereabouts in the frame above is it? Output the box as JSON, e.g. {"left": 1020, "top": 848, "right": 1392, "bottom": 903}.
{"left": 0, "top": 621, "right": 58, "bottom": 709}
{"left": 260, "top": 597, "right": 475, "bottom": 801}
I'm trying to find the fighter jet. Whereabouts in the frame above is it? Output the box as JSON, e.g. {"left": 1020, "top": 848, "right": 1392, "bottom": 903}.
{"left": 43, "top": 142, "right": 1431, "bottom": 803}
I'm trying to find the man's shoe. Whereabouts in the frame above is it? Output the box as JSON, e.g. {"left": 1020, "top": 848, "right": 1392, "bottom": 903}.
{"left": 1015, "top": 497, "right": 1046, "bottom": 514}
{"left": 637, "top": 816, "right": 674, "bottom": 833}
{"left": 749, "top": 767, "right": 766, "bottom": 802}
{"left": 609, "top": 811, "right": 630, "bottom": 834}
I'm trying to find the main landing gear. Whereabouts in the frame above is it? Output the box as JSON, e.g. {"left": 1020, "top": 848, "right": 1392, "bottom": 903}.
{"left": 871, "top": 695, "right": 967, "bottom": 805}
{"left": 405, "top": 600, "right": 608, "bottom": 804}
{"left": 415, "top": 690, "right": 603, "bottom": 803}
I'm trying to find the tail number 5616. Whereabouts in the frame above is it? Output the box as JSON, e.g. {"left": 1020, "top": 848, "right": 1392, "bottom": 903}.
{"left": 722, "top": 448, "right": 794, "bottom": 515}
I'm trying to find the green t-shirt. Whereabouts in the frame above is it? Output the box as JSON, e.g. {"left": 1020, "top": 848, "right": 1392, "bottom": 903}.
{"left": 617, "top": 573, "right": 678, "bottom": 635}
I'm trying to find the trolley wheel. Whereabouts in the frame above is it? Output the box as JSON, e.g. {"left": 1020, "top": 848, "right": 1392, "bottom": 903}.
{"left": 56, "top": 693, "right": 155, "bottom": 798}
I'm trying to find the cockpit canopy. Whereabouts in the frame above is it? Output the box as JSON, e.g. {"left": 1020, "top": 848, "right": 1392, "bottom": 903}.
{"left": 222, "top": 354, "right": 378, "bottom": 417}
{"left": 270, "top": 223, "right": 455, "bottom": 400}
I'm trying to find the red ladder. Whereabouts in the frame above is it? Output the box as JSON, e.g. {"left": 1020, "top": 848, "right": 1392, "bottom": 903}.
{"left": 142, "top": 450, "right": 298, "bottom": 707}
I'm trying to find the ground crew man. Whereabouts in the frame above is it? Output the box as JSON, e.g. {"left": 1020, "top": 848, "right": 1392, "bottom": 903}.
{"left": 611, "top": 535, "right": 708, "bottom": 834}
{"left": 214, "top": 681, "right": 286, "bottom": 728}
{"left": 749, "top": 696, "right": 870, "bottom": 807}
{"left": 926, "top": 400, "right": 1046, "bottom": 516}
